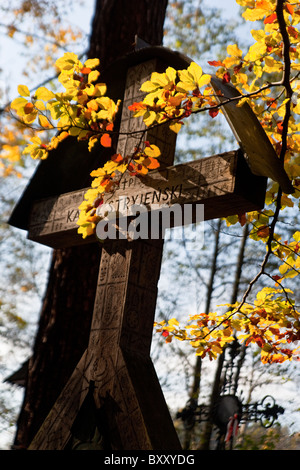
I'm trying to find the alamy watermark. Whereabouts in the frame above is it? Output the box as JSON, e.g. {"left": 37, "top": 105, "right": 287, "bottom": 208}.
{"left": 95, "top": 196, "right": 204, "bottom": 249}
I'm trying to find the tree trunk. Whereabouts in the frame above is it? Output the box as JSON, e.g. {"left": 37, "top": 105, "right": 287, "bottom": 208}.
{"left": 88, "top": 0, "right": 168, "bottom": 69}
{"left": 14, "top": 0, "right": 168, "bottom": 449}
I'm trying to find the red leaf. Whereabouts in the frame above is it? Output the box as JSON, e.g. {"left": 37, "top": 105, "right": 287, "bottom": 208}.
{"left": 162, "top": 330, "right": 169, "bottom": 337}
{"left": 255, "top": 337, "right": 264, "bottom": 348}
{"left": 209, "top": 108, "right": 219, "bottom": 118}
{"left": 100, "top": 133, "right": 112, "bottom": 148}
{"left": 257, "top": 225, "right": 270, "bottom": 238}
{"left": 264, "top": 12, "right": 277, "bottom": 24}
{"left": 111, "top": 153, "right": 123, "bottom": 163}
{"left": 208, "top": 60, "right": 224, "bottom": 67}
{"left": 238, "top": 213, "right": 246, "bottom": 226}
{"left": 222, "top": 71, "right": 231, "bottom": 84}
{"left": 288, "top": 26, "right": 298, "bottom": 39}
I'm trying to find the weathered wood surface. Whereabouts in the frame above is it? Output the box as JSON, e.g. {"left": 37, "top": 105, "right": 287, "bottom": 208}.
{"left": 211, "top": 77, "right": 293, "bottom": 194}
{"left": 117, "top": 59, "right": 177, "bottom": 169}
{"left": 29, "top": 58, "right": 182, "bottom": 451}
{"left": 29, "top": 239, "right": 181, "bottom": 450}
{"left": 26, "top": 54, "right": 268, "bottom": 451}
{"left": 28, "top": 150, "right": 266, "bottom": 248}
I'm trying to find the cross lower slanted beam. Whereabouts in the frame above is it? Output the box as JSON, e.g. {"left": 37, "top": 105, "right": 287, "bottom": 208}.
{"left": 27, "top": 149, "right": 266, "bottom": 249}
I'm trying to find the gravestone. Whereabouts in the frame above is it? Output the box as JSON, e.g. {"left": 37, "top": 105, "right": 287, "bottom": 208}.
{"left": 9, "top": 46, "right": 277, "bottom": 450}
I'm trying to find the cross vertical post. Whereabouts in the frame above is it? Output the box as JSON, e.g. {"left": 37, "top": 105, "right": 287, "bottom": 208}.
{"left": 29, "top": 58, "right": 181, "bottom": 450}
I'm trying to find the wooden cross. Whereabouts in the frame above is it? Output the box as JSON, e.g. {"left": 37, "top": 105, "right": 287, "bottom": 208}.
{"left": 24, "top": 55, "right": 266, "bottom": 450}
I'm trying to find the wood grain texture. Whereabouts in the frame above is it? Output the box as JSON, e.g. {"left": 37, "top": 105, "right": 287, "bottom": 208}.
{"left": 28, "top": 150, "right": 266, "bottom": 248}
{"left": 29, "top": 239, "right": 181, "bottom": 450}
{"left": 27, "top": 53, "right": 267, "bottom": 451}
{"left": 29, "top": 57, "right": 181, "bottom": 451}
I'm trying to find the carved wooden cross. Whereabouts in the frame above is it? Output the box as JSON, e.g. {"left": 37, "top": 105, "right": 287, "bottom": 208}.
{"left": 24, "top": 55, "right": 266, "bottom": 450}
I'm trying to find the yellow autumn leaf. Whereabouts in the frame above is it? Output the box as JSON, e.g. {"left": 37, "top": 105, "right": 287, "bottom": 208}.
{"left": 84, "top": 58, "right": 100, "bottom": 69}
{"left": 144, "top": 144, "right": 161, "bottom": 158}
{"left": 177, "top": 62, "right": 210, "bottom": 91}
{"left": 227, "top": 44, "right": 243, "bottom": 58}
{"left": 293, "top": 231, "right": 300, "bottom": 243}
{"left": 34, "top": 100, "right": 46, "bottom": 111}
{"left": 143, "top": 110, "right": 157, "bottom": 127}
{"left": 56, "top": 52, "right": 80, "bottom": 71}
{"left": 93, "top": 83, "right": 107, "bottom": 97}
{"left": 244, "top": 41, "right": 267, "bottom": 62}
{"left": 88, "top": 70, "right": 100, "bottom": 83}
{"left": 188, "top": 62, "right": 203, "bottom": 83}
{"left": 242, "top": 8, "right": 268, "bottom": 21}
{"left": 211, "top": 342, "right": 223, "bottom": 354}
{"left": 264, "top": 56, "right": 282, "bottom": 73}
{"left": 103, "top": 159, "right": 119, "bottom": 174}
{"left": 169, "top": 121, "right": 182, "bottom": 133}
{"left": 150, "top": 71, "right": 170, "bottom": 87}
{"left": 17, "top": 84, "right": 30, "bottom": 97}
{"left": 10, "top": 97, "right": 28, "bottom": 114}
{"left": 140, "top": 80, "right": 160, "bottom": 93}
{"left": 165, "top": 66, "right": 177, "bottom": 83}
{"left": 286, "top": 269, "right": 299, "bottom": 279}
{"left": 68, "top": 126, "right": 82, "bottom": 136}
{"left": 38, "top": 114, "right": 53, "bottom": 128}
{"left": 35, "top": 87, "right": 55, "bottom": 101}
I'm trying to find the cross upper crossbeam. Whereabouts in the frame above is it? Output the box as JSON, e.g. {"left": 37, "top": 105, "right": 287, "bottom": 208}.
{"left": 28, "top": 149, "right": 266, "bottom": 248}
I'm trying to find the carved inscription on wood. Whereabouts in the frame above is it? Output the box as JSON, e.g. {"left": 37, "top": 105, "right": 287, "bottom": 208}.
{"left": 27, "top": 150, "right": 265, "bottom": 248}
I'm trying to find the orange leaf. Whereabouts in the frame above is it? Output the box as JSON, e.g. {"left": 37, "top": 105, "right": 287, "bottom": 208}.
{"left": 208, "top": 60, "right": 224, "bottom": 67}
{"left": 257, "top": 225, "right": 270, "bottom": 238}
{"left": 111, "top": 153, "right": 123, "bottom": 163}
{"left": 286, "top": 3, "right": 294, "bottom": 15}
{"left": 264, "top": 12, "right": 277, "bottom": 24}
{"left": 24, "top": 102, "right": 34, "bottom": 114}
{"left": 88, "top": 100, "right": 98, "bottom": 111}
{"left": 136, "top": 164, "right": 148, "bottom": 175}
{"left": 100, "top": 133, "right": 112, "bottom": 147}
{"left": 143, "top": 157, "right": 160, "bottom": 169}
{"left": 168, "top": 94, "right": 185, "bottom": 107}
{"left": 128, "top": 102, "right": 147, "bottom": 112}
{"left": 81, "top": 67, "right": 92, "bottom": 74}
